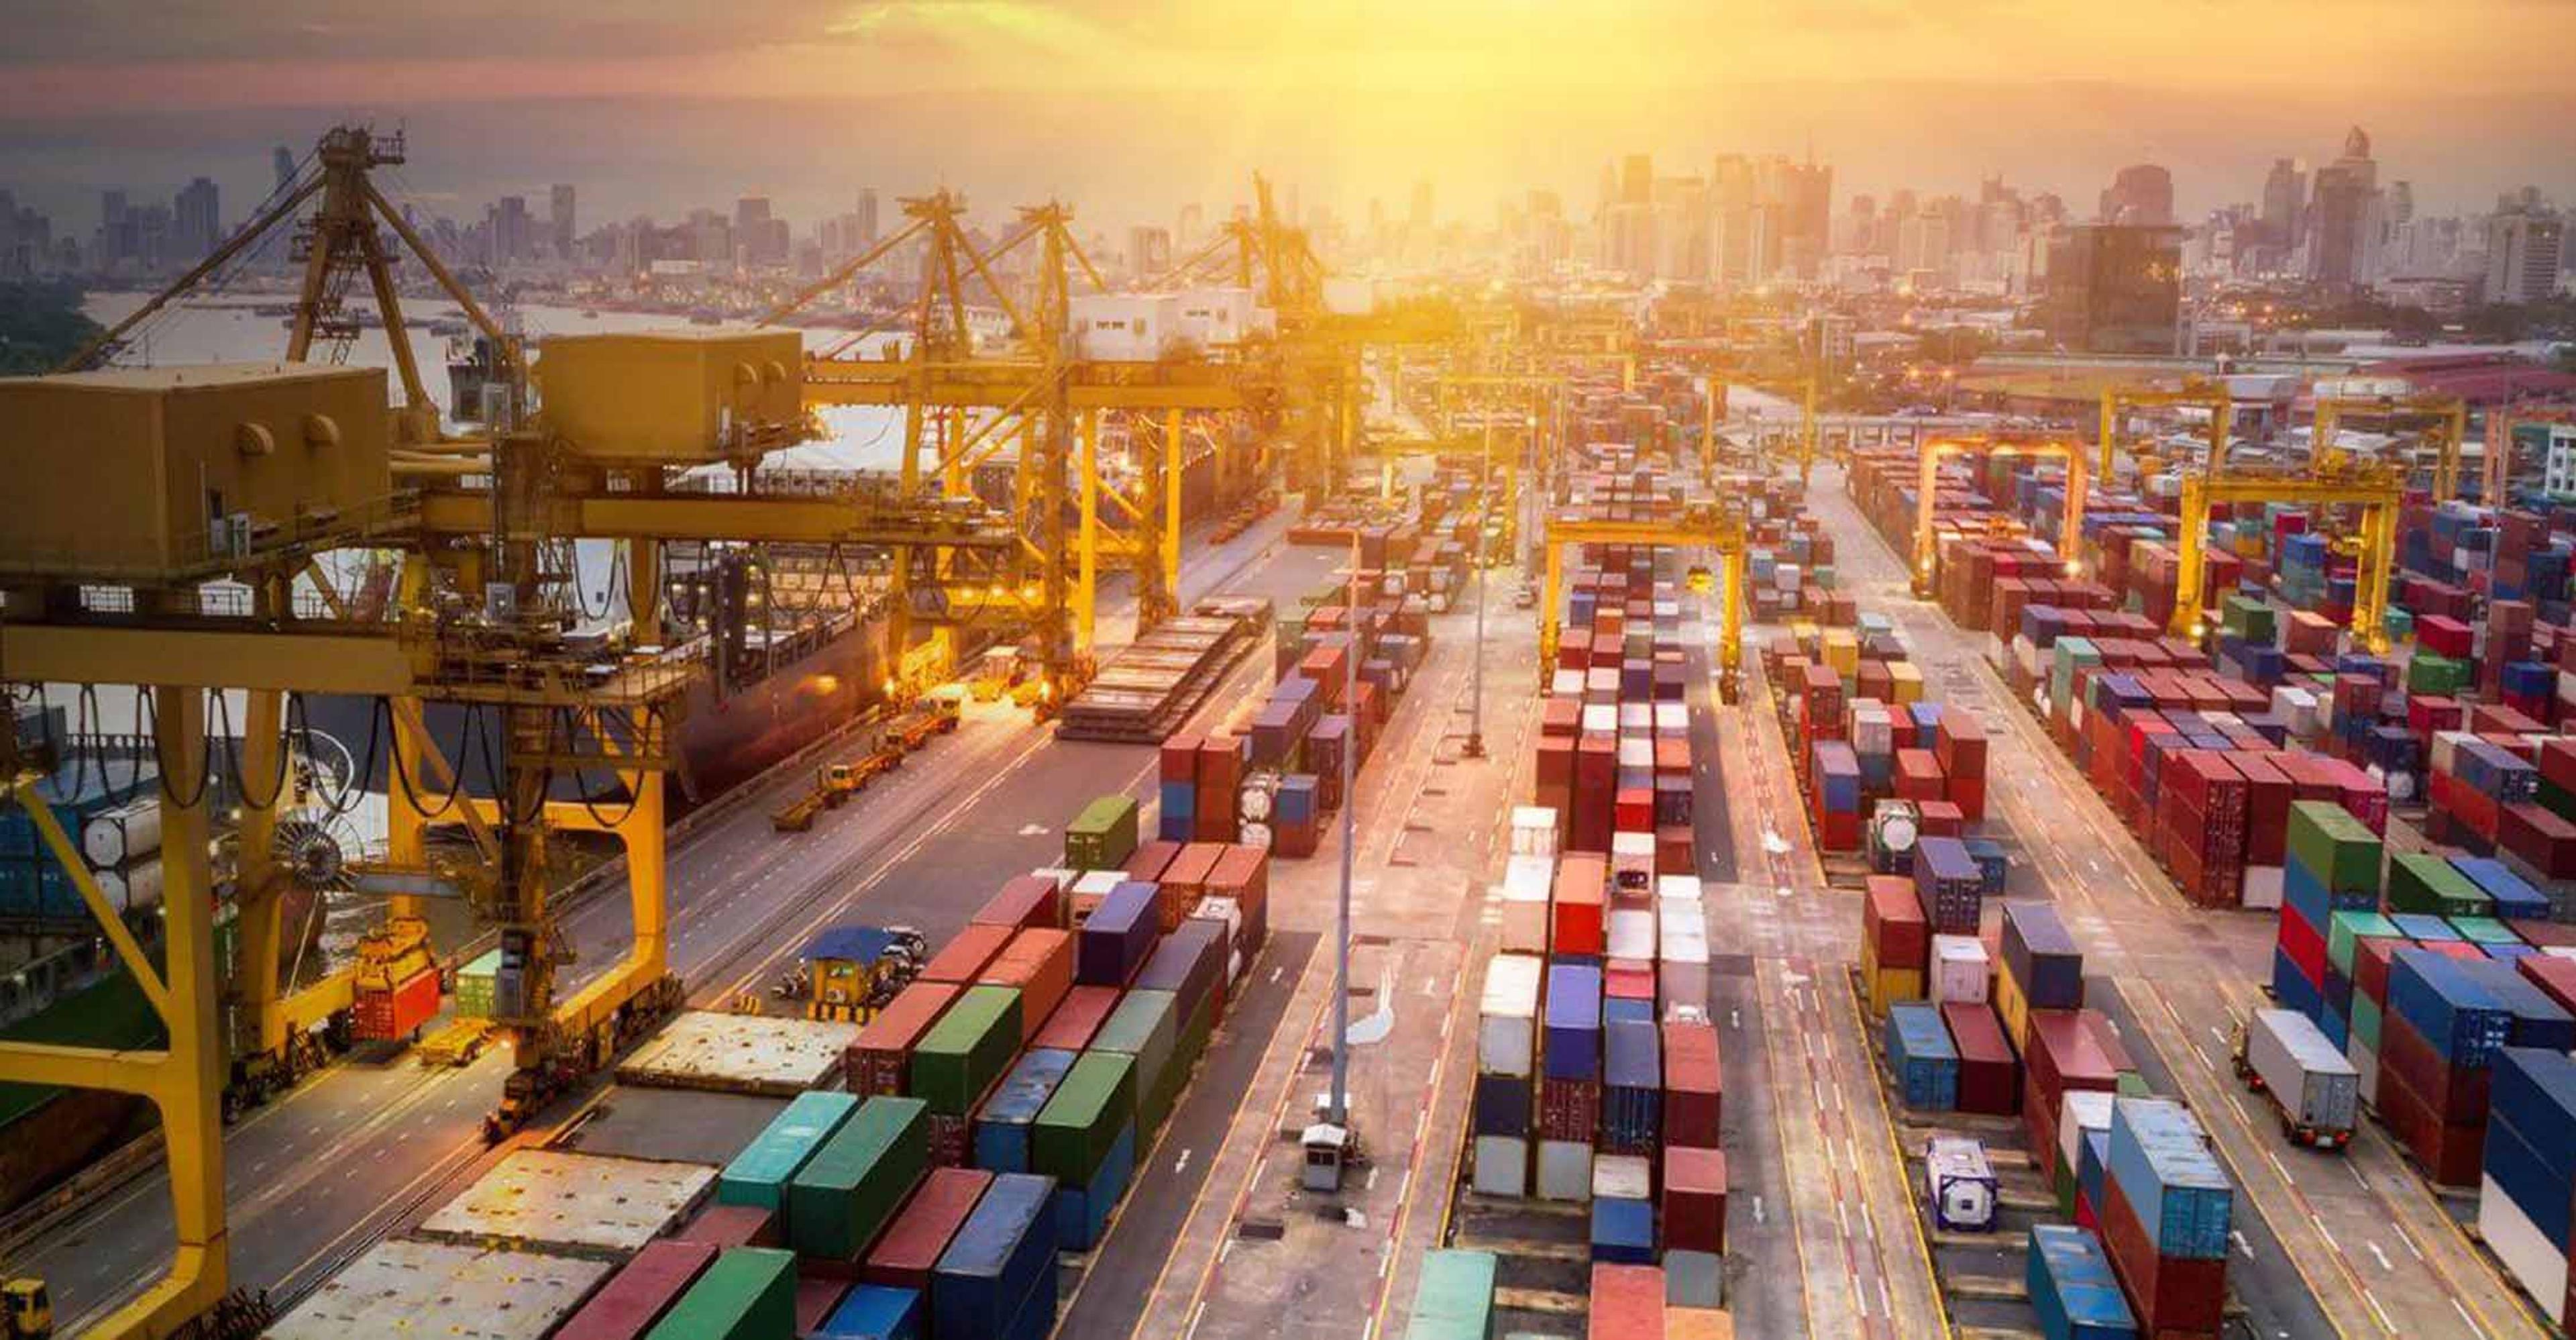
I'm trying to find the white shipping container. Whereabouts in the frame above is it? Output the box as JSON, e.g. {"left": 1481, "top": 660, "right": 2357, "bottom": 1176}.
{"left": 2243, "top": 1007, "right": 2360, "bottom": 1141}
{"left": 1851, "top": 709, "right": 1894, "bottom": 758}
{"left": 1656, "top": 874, "right": 1703, "bottom": 904}
{"left": 2480, "top": 1174, "right": 2570, "bottom": 1325}
{"left": 1657, "top": 900, "right": 1707, "bottom": 950}
{"left": 1617, "top": 737, "right": 1654, "bottom": 771}
{"left": 1552, "top": 669, "right": 1585, "bottom": 697}
{"left": 1026, "top": 868, "right": 1076, "bottom": 890}
{"left": 1607, "top": 909, "right": 1656, "bottom": 962}
{"left": 1929, "top": 935, "right": 1990, "bottom": 1005}
{"left": 1480, "top": 954, "right": 1543, "bottom": 1076}
{"left": 1536, "top": 1139, "right": 1593, "bottom": 1202}
{"left": 1073, "top": 869, "right": 1124, "bottom": 898}
{"left": 2241, "top": 866, "right": 2285, "bottom": 911}
{"left": 1591, "top": 1153, "right": 1653, "bottom": 1202}
{"left": 1472, "top": 1135, "right": 1530, "bottom": 1197}
{"left": 1653, "top": 703, "right": 1688, "bottom": 736}
{"left": 2057, "top": 1090, "right": 2116, "bottom": 1176}
{"left": 1775, "top": 563, "right": 1803, "bottom": 592}
{"left": 1503, "top": 855, "right": 1554, "bottom": 905}
{"left": 1582, "top": 704, "right": 1619, "bottom": 735}
{"left": 1618, "top": 703, "right": 1653, "bottom": 733}
{"left": 1510, "top": 807, "right": 1560, "bottom": 858}
{"left": 2429, "top": 729, "right": 2473, "bottom": 780}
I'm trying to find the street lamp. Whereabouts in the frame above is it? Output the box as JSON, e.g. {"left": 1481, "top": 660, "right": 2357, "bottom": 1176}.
{"left": 1465, "top": 411, "right": 1493, "bottom": 759}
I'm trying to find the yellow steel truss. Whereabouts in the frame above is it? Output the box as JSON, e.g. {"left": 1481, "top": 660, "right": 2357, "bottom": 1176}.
{"left": 1912, "top": 433, "right": 2090, "bottom": 597}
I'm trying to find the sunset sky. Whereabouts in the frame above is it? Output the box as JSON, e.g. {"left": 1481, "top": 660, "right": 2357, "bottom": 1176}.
{"left": 4, "top": 0, "right": 2572, "bottom": 231}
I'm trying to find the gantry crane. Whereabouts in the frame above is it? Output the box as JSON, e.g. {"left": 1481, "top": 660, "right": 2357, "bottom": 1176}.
{"left": 1537, "top": 501, "right": 1751, "bottom": 703}
{"left": 2311, "top": 387, "right": 2467, "bottom": 500}
{"left": 2170, "top": 463, "right": 2400, "bottom": 654}
{"left": 2483, "top": 403, "right": 2576, "bottom": 503}
{"left": 1912, "top": 433, "right": 2090, "bottom": 597}
{"left": 2098, "top": 378, "right": 2231, "bottom": 482}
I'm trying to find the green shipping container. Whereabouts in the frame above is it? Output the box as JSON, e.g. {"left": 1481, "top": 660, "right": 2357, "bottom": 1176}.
{"left": 788, "top": 1096, "right": 930, "bottom": 1260}
{"left": 911, "top": 986, "right": 1023, "bottom": 1116}
{"left": 2383, "top": 853, "right": 2491, "bottom": 919}
{"left": 1091, "top": 988, "right": 1178, "bottom": 1135}
{"left": 1407, "top": 1250, "right": 1498, "bottom": 1340}
{"left": 1034, "top": 1051, "right": 1136, "bottom": 1182}
{"left": 720, "top": 1090, "right": 859, "bottom": 1219}
{"left": 2407, "top": 652, "right": 2468, "bottom": 696}
{"left": 2286, "top": 801, "right": 2381, "bottom": 896}
{"left": 1065, "top": 795, "right": 1140, "bottom": 870}
{"left": 2326, "top": 911, "right": 2402, "bottom": 977}
{"left": 645, "top": 1246, "right": 796, "bottom": 1340}
{"left": 2447, "top": 916, "right": 2522, "bottom": 947}
{"left": 2353, "top": 993, "right": 2383, "bottom": 1051}
{"left": 454, "top": 949, "right": 501, "bottom": 1019}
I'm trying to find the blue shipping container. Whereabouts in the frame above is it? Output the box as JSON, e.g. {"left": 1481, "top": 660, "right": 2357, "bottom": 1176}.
{"left": 1542, "top": 962, "right": 1603, "bottom": 1081}
{"left": 2026, "top": 1224, "right": 2139, "bottom": 1340}
{"left": 1601, "top": 1019, "right": 1662, "bottom": 1151}
{"left": 2106, "top": 1096, "right": 2233, "bottom": 1261}
{"left": 1886, "top": 1002, "right": 1960, "bottom": 1112}
{"left": 1589, "top": 1194, "right": 1656, "bottom": 1264}
{"left": 1077, "top": 882, "right": 1160, "bottom": 987}
{"left": 2387, "top": 948, "right": 2515, "bottom": 1067}
{"left": 1132, "top": 919, "right": 1224, "bottom": 1026}
{"left": 932, "top": 1172, "right": 1059, "bottom": 1339}
{"left": 974, "top": 1049, "right": 1077, "bottom": 1174}
{"left": 1473, "top": 1072, "right": 1530, "bottom": 1139}
{"left": 817, "top": 1284, "right": 924, "bottom": 1339}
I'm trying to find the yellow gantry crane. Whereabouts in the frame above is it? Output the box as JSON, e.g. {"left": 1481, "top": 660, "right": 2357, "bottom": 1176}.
{"left": 1536, "top": 501, "right": 1751, "bottom": 703}
{"left": 2099, "top": 378, "right": 2232, "bottom": 482}
{"left": 2311, "top": 386, "right": 2467, "bottom": 500}
{"left": 2170, "top": 464, "right": 2400, "bottom": 654}
{"left": 1911, "top": 433, "right": 2090, "bottom": 597}
{"left": 2484, "top": 403, "right": 2576, "bottom": 503}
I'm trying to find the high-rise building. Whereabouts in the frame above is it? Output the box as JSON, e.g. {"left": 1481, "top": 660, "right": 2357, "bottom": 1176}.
{"left": 2098, "top": 164, "right": 2174, "bottom": 226}
{"left": 173, "top": 176, "right": 221, "bottom": 260}
{"left": 2485, "top": 210, "right": 2565, "bottom": 305}
{"left": 487, "top": 195, "right": 532, "bottom": 265}
{"left": 2043, "top": 224, "right": 2182, "bottom": 354}
{"left": 2260, "top": 158, "right": 2304, "bottom": 248}
{"left": 273, "top": 146, "right": 297, "bottom": 195}
{"left": 1619, "top": 155, "right": 1654, "bottom": 207}
{"left": 550, "top": 184, "right": 576, "bottom": 258}
{"left": 2306, "top": 127, "right": 2378, "bottom": 289}
{"left": 1409, "top": 178, "right": 1435, "bottom": 233}
{"left": 1709, "top": 155, "right": 1756, "bottom": 284}
{"left": 857, "top": 189, "right": 880, "bottom": 249}
{"left": 1128, "top": 225, "right": 1172, "bottom": 280}
{"left": 735, "top": 197, "right": 780, "bottom": 265}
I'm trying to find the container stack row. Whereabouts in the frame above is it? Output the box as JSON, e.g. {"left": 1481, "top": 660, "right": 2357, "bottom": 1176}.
{"left": 1765, "top": 618, "right": 1991, "bottom": 854}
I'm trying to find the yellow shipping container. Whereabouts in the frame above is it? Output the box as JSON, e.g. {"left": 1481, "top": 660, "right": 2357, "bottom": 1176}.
{"left": 1994, "top": 958, "right": 2033, "bottom": 1052}
{"left": 1866, "top": 964, "right": 1926, "bottom": 1019}
{"left": 1821, "top": 629, "right": 1860, "bottom": 677}
{"left": 1666, "top": 1306, "right": 1734, "bottom": 1339}
{"left": 1888, "top": 661, "right": 1926, "bottom": 704}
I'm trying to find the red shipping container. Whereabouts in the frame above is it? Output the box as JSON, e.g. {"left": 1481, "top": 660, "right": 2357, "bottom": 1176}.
{"left": 354, "top": 966, "right": 442, "bottom": 1042}
{"left": 796, "top": 1276, "right": 850, "bottom": 1336}
{"left": 2516, "top": 954, "right": 2576, "bottom": 1016}
{"left": 1539, "top": 1076, "right": 1601, "bottom": 1142}
{"left": 2502, "top": 803, "right": 2576, "bottom": 878}
{"left": 1894, "top": 748, "right": 1945, "bottom": 803}
{"left": 2375, "top": 1055, "right": 2486, "bottom": 1186}
{"left": 1917, "top": 801, "right": 1966, "bottom": 837}
{"left": 2229, "top": 751, "right": 2293, "bottom": 866}
{"left": 973, "top": 874, "right": 1064, "bottom": 931}
{"left": 1605, "top": 959, "right": 1657, "bottom": 1000}
{"left": 1942, "top": 1001, "right": 2020, "bottom": 1116}
{"left": 2100, "top": 1176, "right": 2229, "bottom": 1334}
{"left": 1935, "top": 711, "right": 1989, "bottom": 778}
{"left": 1124, "top": 839, "right": 1179, "bottom": 883}
{"left": 1587, "top": 1264, "right": 1666, "bottom": 1340}
{"left": 1553, "top": 855, "right": 1608, "bottom": 956}
{"left": 865, "top": 1166, "right": 993, "bottom": 1288}
{"left": 555, "top": 1240, "right": 718, "bottom": 1340}
{"left": 1541, "top": 699, "right": 1582, "bottom": 737}
{"left": 920, "top": 923, "right": 1014, "bottom": 985}
{"left": 978, "top": 928, "right": 1074, "bottom": 1043}
{"left": 2275, "top": 902, "right": 2326, "bottom": 988}
{"left": 1034, "top": 984, "right": 1121, "bottom": 1052}
{"left": 676, "top": 1201, "right": 779, "bottom": 1249}
{"left": 1161, "top": 733, "right": 1202, "bottom": 783}
{"left": 1208, "top": 843, "right": 1271, "bottom": 953}
{"left": 847, "top": 980, "right": 960, "bottom": 1096}
{"left": 2377, "top": 1007, "right": 2490, "bottom": 1124}
{"left": 1946, "top": 774, "right": 1988, "bottom": 825}
{"left": 1662, "top": 1020, "right": 1723, "bottom": 1147}
{"left": 1865, "top": 876, "right": 1931, "bottom": 972}
{"left": 1662, "top": 1146, "right": 1728, "bottom": 1255}
{"left": 1654, "top": 825, "right": 1693, "bottom": 877}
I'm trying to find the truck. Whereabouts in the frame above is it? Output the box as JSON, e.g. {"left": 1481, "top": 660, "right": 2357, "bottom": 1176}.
{"left": 2233, "top": 1007, "right": 2361, "bottom": 1149}
{"left": 1923, "top": 1136, "right": 1998, "bottom": 1233}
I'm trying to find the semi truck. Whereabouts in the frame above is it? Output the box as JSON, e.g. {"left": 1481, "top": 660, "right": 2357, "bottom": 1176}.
{"left": 2233, "top": 1007, "right": 2361, "bottom": 1149}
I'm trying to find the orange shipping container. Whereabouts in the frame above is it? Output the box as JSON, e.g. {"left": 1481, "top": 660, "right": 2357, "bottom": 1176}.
{"left": 979, "top": 928, "right": 1075, "bottom": 1043}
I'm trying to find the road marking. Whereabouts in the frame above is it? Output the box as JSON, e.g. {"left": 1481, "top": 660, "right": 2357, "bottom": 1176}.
{"left": 2233, "top": 1230, "right": 2255, "bottom": 1260}
{"left": 2368, "top": 1241, "right": 2394, "bottom": 1272}
{"left": 1752, "top": 1194, "right": 1766, "bottom": 1225}
{"left": 1174, "top": 1148, "right": 1193, "bottom": 1175}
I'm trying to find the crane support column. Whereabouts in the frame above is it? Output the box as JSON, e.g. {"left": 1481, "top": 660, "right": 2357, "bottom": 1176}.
{"left": 1077, "top": 407, "right": 1100, "bottom": 654}
{"left": 1163, "top": 409, "right": 1183, "bottom": 616}
{"left": 236, "top": 687, "right": 288, "bottom": 1057}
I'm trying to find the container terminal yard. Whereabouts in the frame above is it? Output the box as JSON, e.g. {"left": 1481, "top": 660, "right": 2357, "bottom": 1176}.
{"left": 7, "top": 124, "right": 2576, "bottom": 1340}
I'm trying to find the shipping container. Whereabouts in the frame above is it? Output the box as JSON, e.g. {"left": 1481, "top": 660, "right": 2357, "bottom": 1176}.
{"left": 814, "top": 1284, "right": 922, "bottom": 1339}
{"left": 1405, "top": 1250, "right": 1499, "bottom": 1340}
{"left": 2239, "top": 1008, "right": 2359, "bottom": 1147}
{"left": 1481, "top": 954, "right": 1543, "bottom": 1078}
{"left": 553, "top": 1240, "right": 717, "bottom": 1340}
{"left": 1925, "top": 1137, "right": 1998, "bottom": 1233}
{"left": 788, "top": 1096, "right": 930, "bottom": 1261}
{"left": 1886, "top": 1002, "right": 1960, "bottom": 1111}
{"left": 2025, "top": 1224, "right": 2137, "bottom": 1340}
{"left": 1034, "top": 1051, "right": 1138, "bottom": 1184}
{"left": 1093, "top": 988, "right": 1181, "bottom": 1134}
{"left": 849, "top": 982, "right": 959, "bottom": 1097}
{"left": 865, "top": 1166, "right": 991, "bottom": 1289}
{"left": 643, "top": 1247, "right": 796, "bottom": 1340}
{"left": 973, "top": 1048, "right": 1076, "bottom": 1174}
{"left": 931, "top": 1172, "right": 1059, "bottom": 1339}
{"left": 720, "top": 1090, "right": 859, "bottom": 1221}
{"left": 911, "top": 985, "right": 1024, "bottom": 1115}
{"left": 2105, "top": 1096, "right": 2233, "bottom": 1261}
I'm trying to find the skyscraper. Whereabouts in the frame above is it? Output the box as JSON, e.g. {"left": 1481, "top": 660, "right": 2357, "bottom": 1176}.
{"left": 273, "top": 145, "right": 297, "bottom": 195}
{"left": 2306, "top": 127, "right": 2378, "bottom": 289}
{"left": 173, "top": 176, "right": 221, "bottom": 260}
{"left": 550, "top": 184, "right": 576, "bottom": 258}
{"left": 2260, "top": 158, "right": 2304, "bottom": 249}
{"left": 1619, "top": 155, "right": 1654, "bottom": 207}
{"left": 2485, "top": 209, "right": 2565, "bottom": 305}
{"left": 857, "top": 189, "right": 880, "bottom": 248}
{"left": 487, "top": 195, "right": 532, "bottom": 264}
{"left": 2098, "top": 164, "right": 2174, "bottom": 227}
{"left": 2044, "top": 224, "right": 2182, "bottom": 354}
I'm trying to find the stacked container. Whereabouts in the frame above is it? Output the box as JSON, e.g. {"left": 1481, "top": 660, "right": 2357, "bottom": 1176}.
{"left": 2100, "top": 1097, "right": 2232, "bottom": 1337}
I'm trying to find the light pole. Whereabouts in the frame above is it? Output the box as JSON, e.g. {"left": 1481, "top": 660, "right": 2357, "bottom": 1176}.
{"left": 1330, "top": 528, "right": 1359, "bottom": 1131}
{"left": 1466, "top": 410, "right": 1492, "bottom": 759}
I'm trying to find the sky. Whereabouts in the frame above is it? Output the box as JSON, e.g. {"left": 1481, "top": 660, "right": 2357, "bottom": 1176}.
{"left": 3, "top": 0, "right": 2573, "bottom": 234}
